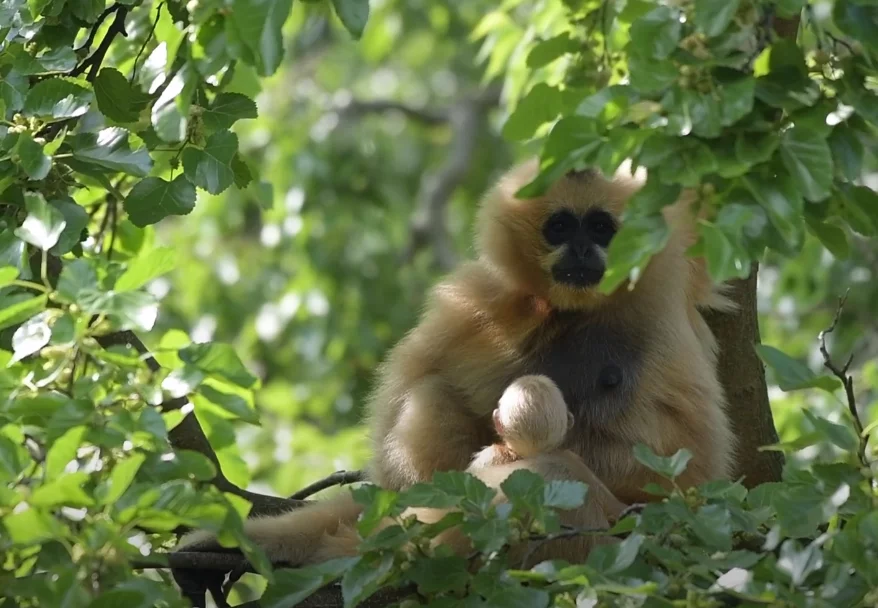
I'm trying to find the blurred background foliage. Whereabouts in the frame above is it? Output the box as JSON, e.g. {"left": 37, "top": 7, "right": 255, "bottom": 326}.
{"left": 132, "top": 0, "right": 876, "bottom": 498}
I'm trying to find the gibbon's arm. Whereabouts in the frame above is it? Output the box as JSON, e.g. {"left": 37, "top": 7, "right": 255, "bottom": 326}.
{"left": 365, "top": 261, "right": 553, "bottom": 490}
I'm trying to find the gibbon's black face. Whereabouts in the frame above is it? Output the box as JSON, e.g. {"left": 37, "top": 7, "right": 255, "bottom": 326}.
{"left": 542, "top": 208, "right": 617, "bottom": 287}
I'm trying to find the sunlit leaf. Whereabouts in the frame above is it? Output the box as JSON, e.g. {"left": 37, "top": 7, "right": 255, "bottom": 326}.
{"left": 182, "top": 130, "right": 238, "bottom": 195}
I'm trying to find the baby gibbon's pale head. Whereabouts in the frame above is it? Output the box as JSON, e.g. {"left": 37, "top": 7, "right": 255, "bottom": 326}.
{"left": 493, "top": 375, "right": 572, "bottom": 458}
{"left": 475, "top": 158, "right": 645, "bottom": 310}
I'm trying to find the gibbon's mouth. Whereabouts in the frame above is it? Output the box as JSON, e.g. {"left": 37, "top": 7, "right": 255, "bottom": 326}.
{"left": 551, "top": 265, "right": 604, "bottom": 288}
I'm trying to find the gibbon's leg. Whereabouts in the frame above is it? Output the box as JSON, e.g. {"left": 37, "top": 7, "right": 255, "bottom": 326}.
{"left": 374, "top": 377, "right": 489, "bottom": 489}
{"left": 175, "top": 489, "right": 364, "bottom": 566}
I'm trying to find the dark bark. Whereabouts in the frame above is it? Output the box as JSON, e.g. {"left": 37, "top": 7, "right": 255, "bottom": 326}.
{"left": 702, "top": 265, "right": 784, "bottom": 487}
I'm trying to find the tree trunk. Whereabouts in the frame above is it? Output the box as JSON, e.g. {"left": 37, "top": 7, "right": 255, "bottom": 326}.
{"left": 702, "top": 264, "right": 784, "bottom": 487}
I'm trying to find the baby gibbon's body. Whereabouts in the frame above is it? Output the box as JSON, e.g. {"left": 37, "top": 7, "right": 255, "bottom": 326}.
{"left": 468, "top": 374, "right": 572, "bottom": 469}
{"left": 177, "top": 159, "right": 736, "bottom": 567}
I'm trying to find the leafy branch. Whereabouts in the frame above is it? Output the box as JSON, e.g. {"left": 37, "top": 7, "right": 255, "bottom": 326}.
{"left": 818, "top": 290, "right": 871, "bottom": 470}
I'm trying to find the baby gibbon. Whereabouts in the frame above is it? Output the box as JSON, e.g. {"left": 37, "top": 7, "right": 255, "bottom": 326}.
{"left": 176, "top": 158, "right": 736, "bottom": 568}
{"left": 468, "top": 374, "right": 573, "bottom": 469}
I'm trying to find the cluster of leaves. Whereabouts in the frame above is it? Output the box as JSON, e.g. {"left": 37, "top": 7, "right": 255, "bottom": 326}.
{"left": 0, "top": 241, "right": 277, "bottom": 605}
{"left": 1, "top": 0, "right": 371, "bottom": 605}
{"left": 476, "top": 0, "right": 878, "bottom": 292}
{"left": 264, "top": 414, "right": 876, "bottom": 608}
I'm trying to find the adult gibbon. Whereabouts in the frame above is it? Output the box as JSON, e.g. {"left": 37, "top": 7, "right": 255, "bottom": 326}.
{"left": 177, "top": 158, "right": 736, "bottom": 567}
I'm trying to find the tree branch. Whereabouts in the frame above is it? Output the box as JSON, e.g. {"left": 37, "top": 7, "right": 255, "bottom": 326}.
{"left": 402, "top": 85, "right": 502, "bottom": 270}
{"left": 289, "top": 470, "right": 364, "bottom": 499}
{"left": 338, "top": 99, "right": 448, "bottom": 125}
{"left": 702, "top": 265, "right": 784, "bottom": 487}
{"left": 70, "top": 5, "right": 129, "bottom": 81}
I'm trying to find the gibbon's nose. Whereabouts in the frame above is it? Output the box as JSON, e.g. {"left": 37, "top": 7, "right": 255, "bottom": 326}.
{"left": 571, "top": 241, "right": 592, "bottom": 261}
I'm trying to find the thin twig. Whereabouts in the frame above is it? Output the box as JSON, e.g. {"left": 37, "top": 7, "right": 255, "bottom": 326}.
{"left": 520, "top": 524, "right": 614, "bottom": 568}
{"left": 818, "top": 290, "right": 870, "bottom": 468}
{"left": 71, "top": 6, "right": 129, "bottom": 81}
{"left": 75, "top": 4, "right": 122, "bottom": 54}
{"left": 130, "top": 2, "right": 164, "bottom": 83}
{"left": 289, "top": 470, "right": 365, "bottom": 500}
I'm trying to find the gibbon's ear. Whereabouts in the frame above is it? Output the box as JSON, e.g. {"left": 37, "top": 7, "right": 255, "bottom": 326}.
{"left": 567, "top": 410, "right": 575, "bottom": 431}
{"left": 492, "top": 408, "right": 504, "bottom": 437}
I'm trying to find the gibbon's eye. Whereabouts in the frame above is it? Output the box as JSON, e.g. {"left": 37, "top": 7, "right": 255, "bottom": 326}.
{"left": 543, "top": 211, "right": 577, "bottom": 246}
{"left": 586, "top": 211, "right": 617, "bottom": 246}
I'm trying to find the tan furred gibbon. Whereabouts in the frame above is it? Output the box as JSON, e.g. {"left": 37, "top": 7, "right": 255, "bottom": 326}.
{"left": 468, "top": 374, "right": 573, "bottom": 468}
{"left": 177, "top": 158, "right": 737, "bottom": 567}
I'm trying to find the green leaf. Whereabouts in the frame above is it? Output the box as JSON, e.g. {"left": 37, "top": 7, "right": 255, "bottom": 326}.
{"left": 71, "top": 129, "right": 154, "bottom": 177}
{"left": 0, "top": 294, "right": 48, "bottom": 331}
{"left": 627, "top": 54, "right": 678, "bottom": 93}
{"left": 14, "top": 193, "right": 65, "bottom": 251}
{"left": 45, "top": 426, "right": 87, "bottom": 480}
{"left": 193, "top": 385, "right": 259, "bottom": 424}
{"left": 629, "top": 6, "right": 681, "bottom": 59}
{"left": 15, "top": 132, "right": 51, "bottom": 180}
{"left": 230, "top": 0, "right": 295, "bottom": 76}
{"left": 777, "top": 539, "right": 824, "bottom": 586}
{"left": 330, "top": 0, "right": 369, "bottom": 39}
{"left": 407, "top": 556, "right": 469, "bottom": 595}
{"left": 201, "top": 93, "right": 258, "bottom": 131}
{"left": 262, "top": 558, "right": 358, "bottom": 608}
{"left": 179, "top": 342, "right": 258, "bottom": 388}
{"left": 527, "top": 33, "right": 577, "bottom": 68}
{"left": 587, "top": 532, "right": 644, "bottom": 574}
{"left": 4, "top": 506, "right": 60, "bottom": 544}
{"left": 0, "top": 266, "right": 19, "bottom": 287}
{"left": 753, "top": 344, "right": 842, "bottom": 393}
{"left": 30, "top": 472, "right": 95, "bottom": 507}
{"left": 124, "top": 176, "right": 197, "bottom": 227}
{"left": 599, "top": 212, "right": 670, "bottom": 293}
{"left": 79, "top": 289, "right": 158, "bottom": 332}
{"left": 833, "top": 0, "right": 878, "bottom": 53}
{"left": 341, "top": 552, "right": 394, "bottom": 608}
{"left": 50, "top": 198, "right": 89, "bottom": 256}
{"left": 182, "top": 131, "right": 239, "bottom": 195}
{"left": 835, "top": 184, "right": 878, "bottom": 236}
{"left": 690, "top": 504, "right": 733, "bottom": 550}
{"left": 57, "top": 259, "right": 99, "bottom": 303}
{"left": 71, "top": 0, "right": 107, "bottom": 21}
{"left": 23, "top": 77, "right": 93, "bottom": 120}
{"left": 828, "top": 124, "right": 864, "bottom": 182}
{"left": 11, "top": 310, "right": 52, "bottom": 364}
{"left": 503, "top": 83, "right": 566, "bottom": 141}
{"left": 776, "top": 0, "right": 806, "bottom": 18}
{"left": 719, "top": 77, "right": 755, "bottom": 126}
{"left": 543, "top": 480, "right": 587, "bottom": 509}
{"left": 633, "top": 445, "right": 693, "bottom": 479}
{"left": 741, "top": 172, "right": 805, "bottom": 253}
{"left": 779, "top": 126, "right": 833, "bottom": 202}
{"left": 98, "top": 453, "right": 146, "bottom": 505}
{"left": 94, "top": 67, "right": 147, "bottom": 123}
{"left": 694, "top": 0, "right": 740, "bottom": 37}
{"left": 115, "top": 247, "right": 178, "bottom": 291}
{"left": 696, "top": 221, "right": 750, "bottom": 282}
{"left": 0, "top": 69, "right": 29, "bottom": 112}
{"left": 805, "top": 214, "right": 850, "bottom": 260}
{"left": 232, "top": 155, "right": 253, "bottom": 189}
{"left": 802, "top": 410, "right": 859, "bottom": 453}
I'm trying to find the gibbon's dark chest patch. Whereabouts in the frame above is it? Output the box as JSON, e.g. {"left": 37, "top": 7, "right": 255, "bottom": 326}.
{"left": 519, "top": 313, "right": 645, "bottom": 430}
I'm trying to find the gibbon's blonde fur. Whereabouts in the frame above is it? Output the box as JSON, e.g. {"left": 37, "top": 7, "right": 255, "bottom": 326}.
{"left": 177, "top": 158, "right": 736, "bottom": 567}
{"left": 468, "top": 374, "right": 572, "bottom": 469}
